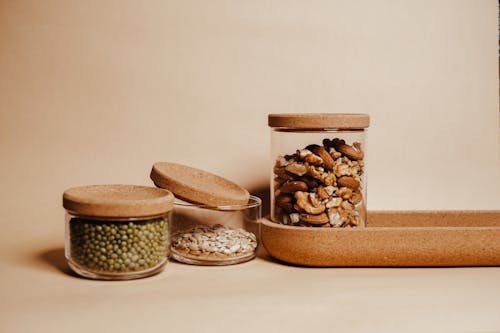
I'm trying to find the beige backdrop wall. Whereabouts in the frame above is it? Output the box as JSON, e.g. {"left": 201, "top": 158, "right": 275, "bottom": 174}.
{"left": 1, "top": 0, "right": 498, "bottom": 232}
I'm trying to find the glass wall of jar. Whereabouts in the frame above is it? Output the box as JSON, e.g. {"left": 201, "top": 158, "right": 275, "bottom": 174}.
{"left": 63, "top": 185, "right": 174, "bottom": 280}
{"left": 268, "top": 113, "right": 369, "bottom": 228}
{"left": 170, "top": 196, "right": 261, "bottom": 265}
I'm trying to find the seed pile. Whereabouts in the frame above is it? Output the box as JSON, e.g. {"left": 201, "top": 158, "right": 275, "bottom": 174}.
{"left": 69, "top": 218, "right": 168, "bottom": 273}
{"left": 171, "top": 224, "right": 257, "bottom": 260}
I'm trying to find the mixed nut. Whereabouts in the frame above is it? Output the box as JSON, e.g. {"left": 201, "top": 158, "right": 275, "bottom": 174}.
{"left": 273, "top": 138, "right": 365, "bottom": 227}
{"left": 171, "top": 224, "right": 257, "bottom": 261}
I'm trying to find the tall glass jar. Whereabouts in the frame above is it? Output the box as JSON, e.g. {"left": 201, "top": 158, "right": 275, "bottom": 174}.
{"left": 63, "top": 185, "right": 174, "bottom": 280}
{"left": 268, "top": 113, "right": 369, "bottom": 228}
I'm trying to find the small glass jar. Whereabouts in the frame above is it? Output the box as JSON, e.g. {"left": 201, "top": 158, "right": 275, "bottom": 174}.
{"left": 63, "top": 185, "right": 174, "bottom": 280}
{"left": 170, "top": 196, "right": 261, "bottom": 265}
{"left": 150, "top": 162, "right": 262, "bottom": 265}
{"left": 268, "top": 113, "right": 369, "bottom": 228}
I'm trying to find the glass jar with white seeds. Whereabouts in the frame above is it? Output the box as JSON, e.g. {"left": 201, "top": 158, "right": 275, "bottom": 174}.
{"left": 170, "top": 196, "right": 261, "bottom": 265}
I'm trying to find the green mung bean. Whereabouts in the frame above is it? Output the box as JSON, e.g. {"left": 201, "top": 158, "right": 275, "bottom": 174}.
{"left": 69, "top": 217, "right": 168, "bottom": 273}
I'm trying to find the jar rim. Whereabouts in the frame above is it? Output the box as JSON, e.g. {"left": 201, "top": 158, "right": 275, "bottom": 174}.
{"left": 174, "top": 195, "right": 262, "bottom": 211}
{"left": 65, "top": 213, "right": 169, "bottom": 222}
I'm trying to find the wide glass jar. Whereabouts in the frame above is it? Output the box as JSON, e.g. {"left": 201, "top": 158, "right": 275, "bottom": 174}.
{"left": 63, "top": 185, "right": 174, "bottom": 280}
{"left": 268, "top": 113, "right": 369, "bottom": 228}
{"left": 170, "top": 196, "right": 261, "bottom": 265}
{"left": 151, "top": 162, "right": 262, "bottom": 265}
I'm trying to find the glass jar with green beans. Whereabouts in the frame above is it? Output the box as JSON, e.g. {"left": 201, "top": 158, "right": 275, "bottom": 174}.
{"left": 63, "top": 185, "right": 174, "bottom": 280}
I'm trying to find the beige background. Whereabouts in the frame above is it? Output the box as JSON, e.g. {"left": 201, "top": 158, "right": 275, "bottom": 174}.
{"left": 1, "top": 1, "right": 499, "bottom": 332}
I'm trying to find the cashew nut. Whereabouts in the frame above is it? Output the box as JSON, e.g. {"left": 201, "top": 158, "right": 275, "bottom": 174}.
{"left": 337, "top": 142, "right": 363, "bottom": 161}
{"left": 307, "top": 144, "right": 334, "bottom": 170}
{"left": 294, "top": 191, "right": 326, "bottom": 214}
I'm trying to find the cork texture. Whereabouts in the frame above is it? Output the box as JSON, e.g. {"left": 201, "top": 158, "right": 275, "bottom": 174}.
{"left": 62, "top": 185, "right": 174, "bottom": 218}
{"left": 268, "top": 113, "right": 370, "bottom": 129}
{"left": 151, "top": 162, "right": 250, "bottom": 206}
{"left": 261, "top": 211, "right": 500, "bottom": 267}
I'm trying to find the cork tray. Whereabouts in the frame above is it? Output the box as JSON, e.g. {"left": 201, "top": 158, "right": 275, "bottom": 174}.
{"left": 261, "top": 211, "right": 500, "bottom": 267}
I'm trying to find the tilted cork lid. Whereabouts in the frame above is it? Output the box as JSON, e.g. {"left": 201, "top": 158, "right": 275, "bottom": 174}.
{"left": 63, "top": 185, "right": 174, "bottom": 218}
{"left": 150, "top": 162, "right": 250, "bottom": 206}
{"left": 268, "top": 113, "right": 370, "bottom": 129}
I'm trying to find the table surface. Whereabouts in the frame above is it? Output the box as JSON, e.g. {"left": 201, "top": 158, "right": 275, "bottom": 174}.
{"left": 1, "top": 234, "right": 500, "bottom": 333}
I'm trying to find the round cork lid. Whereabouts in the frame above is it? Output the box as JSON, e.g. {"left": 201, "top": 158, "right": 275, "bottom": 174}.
{"left": 268, "top": 113, "right": 370, "bottom": 129}
{"left": 63, "top": 185, "right": 174, "bottom": 218}
{"left": 150, "top": 162, "right": 250, "bottom": 206}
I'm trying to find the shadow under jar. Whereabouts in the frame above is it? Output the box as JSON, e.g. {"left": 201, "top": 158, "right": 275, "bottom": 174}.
{"left": 170, "top": 196, "right": 261, "bottom": 265}
{"left": 63, "top": 185, "right": 174, "bottom": 280}
{"left": 268, "top": 113, "right": 370, "bottom": 228}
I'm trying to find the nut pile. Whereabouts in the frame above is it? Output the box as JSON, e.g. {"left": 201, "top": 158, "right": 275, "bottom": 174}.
{"left": 69, "top": 218, "right": 168, "bottom": 273}
{"left": 171, "top": 224, "right": 257, "bottom": 260}
{"left": 273, "top": 138, "right": 365, "bottom": 227}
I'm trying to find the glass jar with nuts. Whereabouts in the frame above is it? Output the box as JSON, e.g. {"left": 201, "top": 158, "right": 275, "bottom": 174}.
{"left": 268, "top": 113, "right": 369, "bottom": 228}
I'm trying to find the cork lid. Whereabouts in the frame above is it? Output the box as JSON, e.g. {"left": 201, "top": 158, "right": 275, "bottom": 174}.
{"left": 63, "top": 185, "right": 174, "bottom": 218}
{"left": 268, "top": 113, "right": 370, "bottom": 129}
{"left": 150, "top": 162, "right": 250, "bottom": 206}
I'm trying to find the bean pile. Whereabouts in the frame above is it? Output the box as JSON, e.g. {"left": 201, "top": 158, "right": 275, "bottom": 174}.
{"left": 69, "top": 217, "right": 168, "bottom": 273}
{"left": 171, "top": 224, "right": 257, "bottom": 261}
